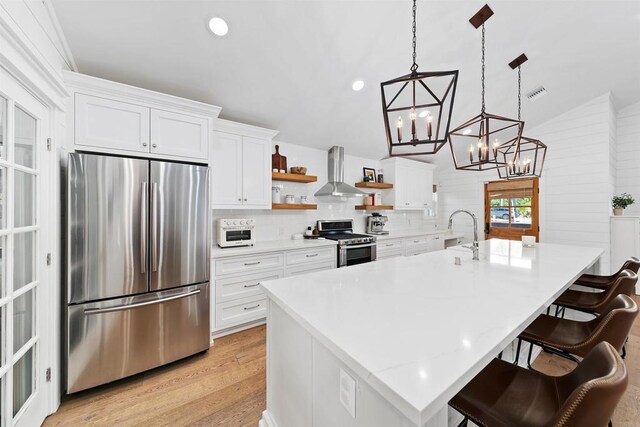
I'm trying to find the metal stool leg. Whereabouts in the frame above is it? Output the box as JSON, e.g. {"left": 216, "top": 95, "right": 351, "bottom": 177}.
{"left": 514, "top": 338, "right": 522, "bottom": 365}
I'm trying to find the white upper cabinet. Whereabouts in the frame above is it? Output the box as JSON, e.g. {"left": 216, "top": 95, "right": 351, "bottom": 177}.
{"left": 211, "top": 132, "right": 243, "bottom": 206}
{"left": 150, "top": 109, "right": 208, "bottom": 159}
{"left": 382, "top": 158, "right": 435, "bottom": 210}
{"left": 241, "top": 136, "right": 271, "bottom": 206}
{"left": 75, "top": 94, "right": 150, "bottom": 153}
{"left": 64, "top": 71, "right": 219, "bottom": 161}
{"left": 211, "top": 121, "right": 277, "bottom": 210}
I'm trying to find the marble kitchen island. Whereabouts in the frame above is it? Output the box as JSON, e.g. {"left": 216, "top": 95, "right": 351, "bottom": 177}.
{"left": 259, "top": 239, "right": 603, "bottom": 427}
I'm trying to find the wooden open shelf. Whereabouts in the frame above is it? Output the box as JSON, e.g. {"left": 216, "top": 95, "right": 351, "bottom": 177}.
{"left": 354, "top": 205, "right": 394, "bottom": 211}
{"left": 355, "top": 181, "right": 393, "bottom": 189}
{"left": 272, "top": 203, "right": 317, "bottom": 210}
{"left": 272, "top": 172, "right": 317, "bottom": 183}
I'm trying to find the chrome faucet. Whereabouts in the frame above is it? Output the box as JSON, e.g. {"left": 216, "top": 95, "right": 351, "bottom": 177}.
{"left": 448, "top": 209, "right": 480, "bottom": 260}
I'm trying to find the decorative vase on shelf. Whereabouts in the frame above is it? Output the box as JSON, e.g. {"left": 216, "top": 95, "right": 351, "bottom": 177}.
{"left": 613, "top": 208, "right": 624, "bottom": 216}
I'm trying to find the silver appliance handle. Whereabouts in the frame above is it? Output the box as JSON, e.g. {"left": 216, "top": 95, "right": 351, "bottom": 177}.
{"left": 151, "top": 182, "right": 159, "bottom": 272}
{"left": 140, "top": 182, "right": 148, "bottom": 273}
{"left": 83, "top": 289, "right": 201, "bottom": 315}
{"left": 344, "top": 242, "right": 377, "bottom": 249}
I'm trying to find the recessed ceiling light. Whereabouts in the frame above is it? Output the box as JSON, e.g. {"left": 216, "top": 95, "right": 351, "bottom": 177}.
{"left": 463, "top": 129, "right": 472, "bottom": 135}
{"left": 208, "top": 17, "right": 228, "bottom": 36}
{"left": 418, "top": 111, "right": 430, "bottom": 118}
{"left": 351, "top": 80, "right": 364, "bottom": 91}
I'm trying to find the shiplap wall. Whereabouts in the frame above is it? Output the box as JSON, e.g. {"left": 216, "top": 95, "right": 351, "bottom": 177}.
{"left": 616, "top": 100, "right": 640, "bottom": 215}
{"left": 438, "top": 93, "right": 616, "bottom": 273}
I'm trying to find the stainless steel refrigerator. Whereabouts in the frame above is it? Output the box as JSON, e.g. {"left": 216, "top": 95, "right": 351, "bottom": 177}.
{"left": 65, "top": 153, "right": 210, "bottom": 393}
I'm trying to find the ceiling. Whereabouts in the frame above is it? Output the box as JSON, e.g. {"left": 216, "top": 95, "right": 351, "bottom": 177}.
{"left": 52, "top": 0, "right": 640, "bottom": 161}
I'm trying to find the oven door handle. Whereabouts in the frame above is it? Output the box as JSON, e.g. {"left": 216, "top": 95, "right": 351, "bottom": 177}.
{"left": 344, "top": 243, "right": 377, "bottom": 249}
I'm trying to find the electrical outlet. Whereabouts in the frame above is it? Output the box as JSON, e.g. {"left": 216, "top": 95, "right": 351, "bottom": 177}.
{"left": 339, "top": 368, "right": 356, "bottom": 418}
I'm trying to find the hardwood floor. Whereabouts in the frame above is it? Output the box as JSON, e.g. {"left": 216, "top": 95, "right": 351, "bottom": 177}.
{"left": 44, "top": 326, "right": 267, "bottom": 427}
{"left": 46, "top": 296, "right": 640, "bottom": 427}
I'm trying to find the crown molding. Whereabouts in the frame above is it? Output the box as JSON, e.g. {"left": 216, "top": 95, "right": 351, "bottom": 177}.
{"left": 213, "top": 118, "right": 279, "bottom": 140}
{"left": 63, "top": 70, "right": 222, "bottom": 118}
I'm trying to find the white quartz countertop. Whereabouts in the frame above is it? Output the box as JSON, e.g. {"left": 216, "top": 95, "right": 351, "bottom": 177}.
{"left": 260, "top": 239, "right": 603, "bottom": 425}
{"left": 211, "top": 238, "right": 338, "bottom": 258}
{"left": 370, "top": 229, "right": 465, "bottom": 241}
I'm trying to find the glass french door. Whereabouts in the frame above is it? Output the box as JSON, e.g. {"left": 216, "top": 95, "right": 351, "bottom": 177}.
{"left": 0, "top": 68, "right": 50, "bottom": 427}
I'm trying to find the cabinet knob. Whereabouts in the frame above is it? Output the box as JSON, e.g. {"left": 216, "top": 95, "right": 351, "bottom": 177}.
{"left": 142, "top": 142, "right": 148, "bottom": 147}
{"left": 238, "top": 198, "right": 242, "bottom": 201}
{"left": 244, "top": 198, "right": 247, "bottom": 202}
{"left": 152, "top": 144, "right": 157, "bottom": 148}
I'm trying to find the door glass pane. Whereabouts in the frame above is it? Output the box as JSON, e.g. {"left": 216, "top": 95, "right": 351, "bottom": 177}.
{"left": 12, "top": 347, "right": 33, "bottom": 417}
{"left": 511, "top": 207, "right": 532, "bottom": 229}
{"left": 13, "top": 289, "right": 33, "bottom": 353}
{"left": 0, "top": 96, "right": 6, "bottom": 160}
{"left": 14, "top": 106, "right": 36, "bottom": 169}
{"left": 0, "top": 167, "right": 6, "bottom": 229}
{"left": 13, "top": 232, "right": 34, "bottom": 291}
{"left": 14, "top": 170, "right": 35, "bottom": 227}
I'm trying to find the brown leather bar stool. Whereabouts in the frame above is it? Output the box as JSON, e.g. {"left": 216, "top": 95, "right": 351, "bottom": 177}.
{"left": 514, "top": 294, "right": 638, "bottom": 368}
{"left": 554, "top": 270, "right": 637, "bottom": 316}
{"left": 450, "top": 342, "right": 628, "bottom": 427}
{"left": 574, "top": 257, "right": 640, "bottom": 289}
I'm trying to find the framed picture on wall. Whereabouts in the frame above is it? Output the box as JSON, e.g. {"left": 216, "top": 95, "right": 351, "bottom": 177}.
{"left": 363, "top": 167, "right": 377, "bottom": 182}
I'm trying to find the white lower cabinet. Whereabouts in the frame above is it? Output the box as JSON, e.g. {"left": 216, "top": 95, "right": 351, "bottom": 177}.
{"left": 376, "top": 233, "right": 455, "bottom": 260}
{"left": 215, "top": 295, "right": 268, "bottom": 329}
{"left": 212, "top": 245, "right": 337, "bottom": 337}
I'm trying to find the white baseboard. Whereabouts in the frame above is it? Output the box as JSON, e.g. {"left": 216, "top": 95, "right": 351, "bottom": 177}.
{"left": 259, "top": 411, "right": 278, "bottom": 427}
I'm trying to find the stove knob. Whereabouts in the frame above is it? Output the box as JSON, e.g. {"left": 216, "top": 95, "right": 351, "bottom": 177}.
{"left": 233, "top": 220, "right": 239, "bottom": 226}
{"left": 240, "top": 220, "right": 246, "bottom": 226}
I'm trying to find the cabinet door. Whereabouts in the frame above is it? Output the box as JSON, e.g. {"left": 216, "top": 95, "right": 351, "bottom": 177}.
{"left": 150, "top": 109, "right": 208, "bottom": 159}
{"left": 395, "top": 164, "right": 412, "bottom": 209}
{"left": 211, "top": 132, "right": 243, "bottom": 207}
{"left": 416, "top": 166, "right": 434, "bottom": 208}
{"left": 75, "top": 93, "right": 150, "bottom": 152}
{"left": 241, "top": 137, "right": 271, "bottom": 207}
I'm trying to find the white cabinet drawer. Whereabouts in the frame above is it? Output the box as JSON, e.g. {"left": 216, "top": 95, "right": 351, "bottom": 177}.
{"left": 427, "top": 234, "right": 445, "bottom": 252}
{"left": 377, "top": 239, "right": 404, "bottom": 254}
{"left": 407, "top": 247, "right": 430, "bottom": 256}
{"left": 286, "top": 261, "right": 335, "bottom": 277}
{"left": 215, "top": 252, "right": 284, "bottom": 276}
{"left": 377, "top": 249, "right": 404, "bottom": 260}
{"left": 286, "top": 247, "right": 335, "bottom": 266}
{"left": 405, "top": 236, "right": 429, "bottom": 248}
{"left": 215, "top": 295, "right": 267, "bottom": 329}
{"left": 215, "top": 269, "right": 283, "bottom": 303}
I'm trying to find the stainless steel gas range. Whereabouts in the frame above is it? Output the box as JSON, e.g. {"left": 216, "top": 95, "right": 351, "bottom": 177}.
{"left": 317, "top": 219, "right": 377, "bottom": 267}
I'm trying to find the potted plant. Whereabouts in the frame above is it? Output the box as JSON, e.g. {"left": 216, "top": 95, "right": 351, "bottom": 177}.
{"left": 612, "top": 193, "right": 635, "bottom": 216}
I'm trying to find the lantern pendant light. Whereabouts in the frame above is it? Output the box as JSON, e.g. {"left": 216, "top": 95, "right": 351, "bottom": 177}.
{"left": 380, "top": 0, "right": 459, "bottom": 157}
{"left": 497, "top": 54, "right": 548, "bottom": 179}
{"left": 447, "top": 5, "right": 523, "bottom": 172}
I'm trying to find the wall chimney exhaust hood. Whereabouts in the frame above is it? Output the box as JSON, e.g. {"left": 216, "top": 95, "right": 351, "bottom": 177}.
{"left": 314, "top": 146, "right": 367, "bottom": 198}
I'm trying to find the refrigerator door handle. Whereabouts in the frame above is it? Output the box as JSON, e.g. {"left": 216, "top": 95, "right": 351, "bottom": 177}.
{"left": 140, "top": 182, "right": 148, "bottom": 274}
{"left": 83, "top": 289, "right": 201, "bottom": 315}
{"left": 151, "top": 182, "right": 159, "bottom": 272}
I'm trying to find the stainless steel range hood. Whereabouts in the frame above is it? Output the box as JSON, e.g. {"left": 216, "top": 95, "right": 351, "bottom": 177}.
{"left": 314, "top": 146, "right": 367, "bottom": 198}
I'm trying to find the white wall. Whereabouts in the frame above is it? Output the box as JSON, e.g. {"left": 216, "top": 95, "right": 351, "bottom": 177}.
{"left": 616, "top": 100, "right": 640, "bottom": 215}
{"left": 212, "top": 141, "right": 439, "bottom": 242}
{"left": 437, "top": 93, "right": 617, "bottom": 273}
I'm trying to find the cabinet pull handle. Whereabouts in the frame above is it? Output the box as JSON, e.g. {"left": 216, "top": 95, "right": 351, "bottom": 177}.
{"left": 152, "top": 143, "right": 157, "bottom": 148}
{"left": 244, "top": 198, "right": 248, "bottom": 202}
{"left": 238, "top": 198, "right": 242, "bottom": 201}
{"left": 244, "top": 304, "right": 260, "bottom": 311}
{"left": 434, "top": 237, "right": 440, "bottom": 240}
{"left": 306, "top": 253, "right": 319, "bottom": 258}
{"left": 385, "top": 243, "right": 394, "bottom": 247}
{"left": 142, "top": 142, "right": 148, "bottom": 147}
{"left": 244, "top": 261, "right": 261, "bottom": 266}
{"left": 413, "top": 240, "right": 420, "bottom": 243}
{"left": 244, "top": 283, "right": 261, "bottom": 288}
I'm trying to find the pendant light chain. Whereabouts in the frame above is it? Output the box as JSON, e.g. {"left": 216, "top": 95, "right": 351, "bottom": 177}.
{"left": 410, "top": 0, "right": 418, "bottom": 72}
{"left": 481, "top": 23, "right": 486, "bottom": 114}
{"left": 517, "top": 65, "right": 522, "bottom": 121}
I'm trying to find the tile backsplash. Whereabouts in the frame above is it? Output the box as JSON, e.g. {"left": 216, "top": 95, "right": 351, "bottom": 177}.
{"left": 211, "top": 205, "right": 438, "bottom": 243}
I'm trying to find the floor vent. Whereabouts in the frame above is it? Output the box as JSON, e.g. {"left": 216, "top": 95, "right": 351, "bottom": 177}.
{"left": 526, "top": 86, "right": 548, "bottom": 102}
